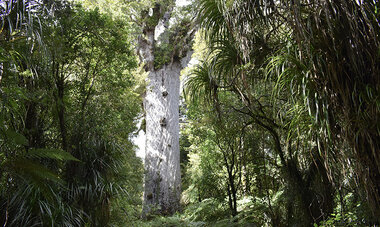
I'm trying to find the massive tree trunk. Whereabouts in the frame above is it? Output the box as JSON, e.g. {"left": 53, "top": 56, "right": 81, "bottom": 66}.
{"left": 143, "top": 62, "right": 183, "bottom": 216}
{"left": 139, "top": 2, "right": 194, "bottom": 217}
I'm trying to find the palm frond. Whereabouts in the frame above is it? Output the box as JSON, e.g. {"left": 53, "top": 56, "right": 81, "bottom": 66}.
{"left": 183, "top": 60, "right": 218, "bottom": 105}
{"left": 5, "top": 158, "right": 65, "bottom": 184}
{"left": 27, "top": 148, "right": 80, "bottom": 162}
{"left": 196, "top": 0, "right": 228, "bottom": 41}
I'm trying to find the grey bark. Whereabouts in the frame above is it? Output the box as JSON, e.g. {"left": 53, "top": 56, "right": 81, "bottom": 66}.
{"left": 143, "top": 62, "right": 182, "bottom": 216}
{"left": 139, "top": 3, "right": 194, "bottom": 217}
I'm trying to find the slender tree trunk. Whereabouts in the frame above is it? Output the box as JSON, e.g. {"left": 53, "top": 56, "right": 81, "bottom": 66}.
{"left": 0, "top": 63, "right": 3, "bottom": 86}
{"left": 55, "top": 63, "right": 67, "bottom": 152}
{"left": 227, "top": 171, "right": 238, "bottom": 217}
{"left": 220, "top": 140, "right": 238, "bottom": 217}
{"left": 25, "top": 101, "right": 38, "bottom": 147}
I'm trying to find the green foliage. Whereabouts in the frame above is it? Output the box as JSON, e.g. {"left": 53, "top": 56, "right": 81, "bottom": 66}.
{"left": 2, "top": 0, "right": 378, "bottom": 225}
{"left": 139, "top": 215, "right": 191, "bottom": 227}
{"left": 184, "top": 198, "right": 229, "bottom": 223}
{"left": 0, "top": 1, "right": 143, "bottom": 226}
{"left": 27, "top": 148, "right": 80, "bottom": 161}
{"left": 315, "top": 192, "right": 373, "bottom": 226}
{"left": 317, "top": 212, "right": 359, "bottom": 227}
{"left": 180, "top": 0, "right": 380, "bottom": 225}
{"left": 3, "top": 129, "right": 29, "bottom": 146}
{"left": 154, "top": 41, "right": 174, "bottom": 68}
{"left": 154, "top": 8, "right": 194, "bottom": 69}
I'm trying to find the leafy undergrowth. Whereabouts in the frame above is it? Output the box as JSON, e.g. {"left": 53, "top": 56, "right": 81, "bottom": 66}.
{"left": 131, "top": 198, "right": 263, "bottom": 227}
{"left": 131, "top": 194, "right": 371, "bottom": 227}
{"left": 133, "top": 214, "right": 240, "bottom": 227}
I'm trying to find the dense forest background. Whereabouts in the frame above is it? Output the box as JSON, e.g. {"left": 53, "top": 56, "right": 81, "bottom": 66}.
{"left": 1, "top": 0, "right": 379, "bottom": 226}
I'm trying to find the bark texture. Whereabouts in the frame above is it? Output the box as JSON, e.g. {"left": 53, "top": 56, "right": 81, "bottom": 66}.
{"left": 139, "top": 2, "right": 194, "bottom": 217}
{"left": 143, "top": 62, "right": 182, "bottom": 216}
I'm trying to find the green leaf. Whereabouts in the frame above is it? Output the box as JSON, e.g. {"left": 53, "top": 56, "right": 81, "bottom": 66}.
{"left": 5, "top": 129, "right": 29, "bottom": 146}
{"left": 7, "top": 158, "right": 65, "bottom": 184}
{"left": 27, "top": 148, "right": 80, "bottom": 162}
{"left": 0, "top": 47, "right": 7, "bottom": 61}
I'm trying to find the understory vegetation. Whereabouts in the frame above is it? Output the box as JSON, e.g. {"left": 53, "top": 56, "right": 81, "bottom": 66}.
{"left": 1, "top": 0, "right": 379, "bottom": 226}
